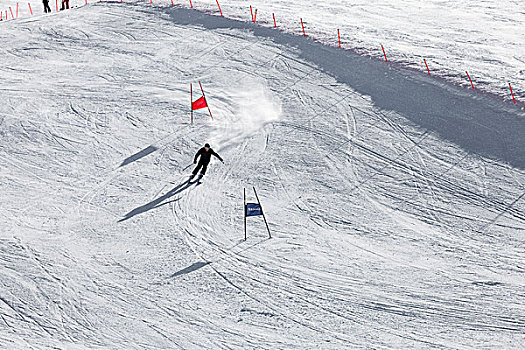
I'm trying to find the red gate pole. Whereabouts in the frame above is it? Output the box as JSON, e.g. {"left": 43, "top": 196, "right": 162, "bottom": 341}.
{"left": 381, "top": 45, "right": 388, "bottom": 62}
{"left": 424, "top": 59, "right": 430, "bottom": 75}
{"left": 9, "top": 7, "right": 14, "bottom": 19}
{"left": 16, "top": 3, "right": 18, "bottom": 18}
{"left": 215, "top": 0, "right": 222, "bottom": 16}
{"left": 28, "top": 3, "right": 32, "bottom": 14}
{"left": 509, "top": 83, "right": 516, "bottom": 104}
{"left": 272, "top": 13, "right": 276, "bottom": 28}
{"left": 300, "top": 18, "right": 306, "bottom": 36}
{"left": 466, "top": 71, "right": 474, "bottom": 89}
{"left": 198, "top": 81, "right": 213, "bottom": 120}
{"left": 337, "top": 29, "right": 341, "bottom": 48}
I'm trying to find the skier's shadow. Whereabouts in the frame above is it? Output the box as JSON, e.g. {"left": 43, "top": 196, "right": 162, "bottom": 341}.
{"left": 118, "top": 178, "right": 195, "bottom": 222}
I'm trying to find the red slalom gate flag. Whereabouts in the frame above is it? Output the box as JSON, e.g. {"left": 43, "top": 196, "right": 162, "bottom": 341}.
{"left": 190, "top": 82, "right": 213, "bottom": 124}
{"left": 191, "top": 96, "right": 208, "bottom": 110}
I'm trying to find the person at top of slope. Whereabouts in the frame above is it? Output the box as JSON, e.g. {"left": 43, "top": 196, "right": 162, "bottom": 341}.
{"left": 43, "top": 0, "right": 51, "bottom": 13}
{"left": 191, "top": 143, "right": 223, "bottom": 179}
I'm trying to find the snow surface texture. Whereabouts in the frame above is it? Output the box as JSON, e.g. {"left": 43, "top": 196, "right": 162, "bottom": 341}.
{"left": 1, "top": 2, "right": 525, "bottom": 349}
{"left": 0, "top": 0, "right": 524, "bottom": 102}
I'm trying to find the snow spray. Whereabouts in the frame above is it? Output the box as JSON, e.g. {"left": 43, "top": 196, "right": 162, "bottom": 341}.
{"left": 208, "top": 79, "right": 282, "bottom": 150}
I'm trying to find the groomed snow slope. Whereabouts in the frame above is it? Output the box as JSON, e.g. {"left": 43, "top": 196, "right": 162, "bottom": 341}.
{"left": 1, "top": 0, "right": 524, "bottom": 101}
{"left": 1, "top": 3, "right": 525, "bottom": 349}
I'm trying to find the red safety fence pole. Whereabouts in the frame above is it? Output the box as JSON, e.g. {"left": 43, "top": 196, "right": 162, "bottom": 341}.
{"left": 300, "top": 18, "right": 306, "bottom": 36}
{"left": 337, "top": 29, "right": 341, "bottom": 48}
{"left": 189, "top": 0, "right": 193, "bottom": 8}
{"left": 381, "top": 45, "right": 388, "bottom": 62}
{"left": 424, "top": 59, "right": 430, "bottom": 75}
{"left": 272, "top": 13, "right": 276, "bottom": 28}
{"left": 9, "top": 7, "right": 14, "bottom": 19}
{"left": 1, "top": 11, "right": 3, "bottom": 20}
{"left": 170, "top": 0, "right": 173, "bottom": 5}
{"left": 250, "top": 5, "right": 253, "bottom": 22}
{"left": 215, "top": 0, "right": 222, "bottom": 16}
{"left": 190, "top": 83, "right": 193, "bottom": 124}
{"left": 16, "top": 3, "right": 18, "bottom": 18}
{"left": 254, "top": 9, "right": 257, "bottom": 22}
{"left": 509, "top": 83, "right": 516, "bottom": 104}
{"left": 28, "top": 3, "right": 32, "bottom": 14}
{"left": 56, "top": 0, "right": 58, "bottom": 12}
{"left": 466, "top": 71, "right": 474, "bottom": 89}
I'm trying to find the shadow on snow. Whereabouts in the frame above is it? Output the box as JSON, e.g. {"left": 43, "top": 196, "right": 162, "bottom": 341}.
{"left": 118, "top": 178, "right": 196, "bottom": 222}
{"left": 164, "top": 6, "right": 525, "bottom": 169}
{"left": 170, "top": 261, "right": 211, "bottom": 278}
{"left": 120, "top": 145, "right": 158, "bottom": 167}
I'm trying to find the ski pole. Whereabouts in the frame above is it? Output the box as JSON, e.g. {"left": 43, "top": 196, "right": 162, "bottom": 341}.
{"left": 182, "top": 163, "right": 193, "bottom": 171}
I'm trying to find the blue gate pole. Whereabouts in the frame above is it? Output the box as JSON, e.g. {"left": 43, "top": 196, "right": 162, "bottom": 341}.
{"left": 244, "top": 188, "right": 247, "bottom": 241}
{"left": 253, "top": 187, "right": 271, "bottom": 239}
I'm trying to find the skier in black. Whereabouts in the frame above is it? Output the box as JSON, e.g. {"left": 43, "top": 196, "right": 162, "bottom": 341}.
{"left": 191, "top": 143, "right": 223, "bottom": 179}
{"left": 43, "top": 0, "right": 51, "bottom": 13}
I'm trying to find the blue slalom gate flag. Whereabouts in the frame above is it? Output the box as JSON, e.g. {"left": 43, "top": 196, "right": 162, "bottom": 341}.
{"left": 245, "top": 203, "right": 262, "bottom": 217}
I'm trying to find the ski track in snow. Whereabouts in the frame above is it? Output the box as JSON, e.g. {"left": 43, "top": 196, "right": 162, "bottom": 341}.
{"left": 1, "top": 0, "right": 524, "bottom": 102}
{"left": 0, "top": 2, "right": 525, "bottom": 349}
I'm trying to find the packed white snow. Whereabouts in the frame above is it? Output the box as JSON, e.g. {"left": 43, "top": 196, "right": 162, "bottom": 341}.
{"left": 0, "top": 2, "right": 524, "bottom": 349}
{"left": 1, "top": 0, "right": 524, "bottom": 101}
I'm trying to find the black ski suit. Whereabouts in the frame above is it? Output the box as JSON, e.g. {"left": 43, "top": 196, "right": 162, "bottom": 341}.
{"left": 192, "top": 147, "right": 223, "bottom": 175}
{"left": 43, "top": 0, "right": 51, "bottom": 12}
